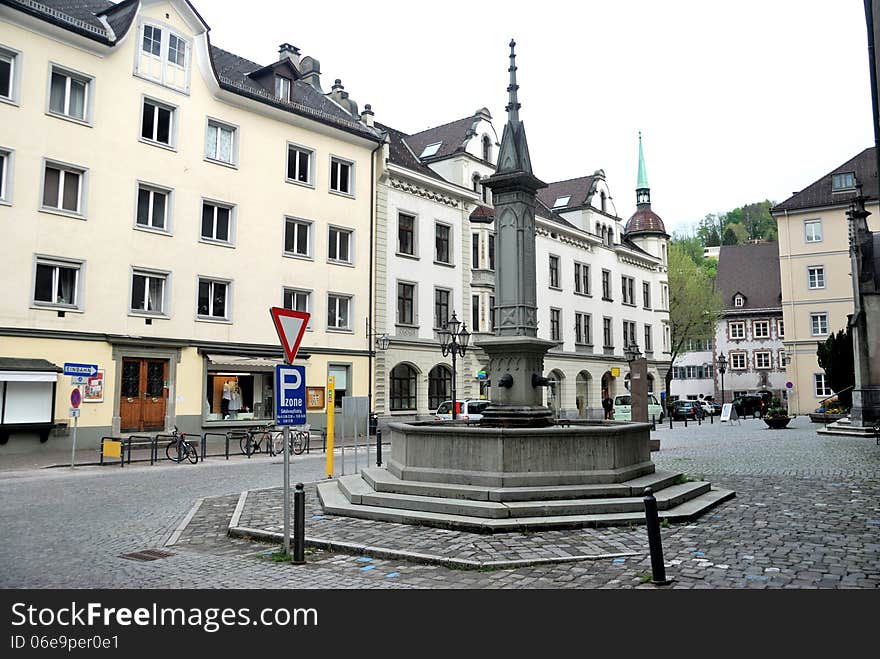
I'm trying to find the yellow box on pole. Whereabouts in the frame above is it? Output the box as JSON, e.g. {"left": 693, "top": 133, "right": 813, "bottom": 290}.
{"left": 610, "top": 367, "right": 620, "bottom": 377}
{"left": 326, "top": 375, "right": 335, "bottom": 478}
{"left": 103, "top": 440, "right": 122, "bottom": 459}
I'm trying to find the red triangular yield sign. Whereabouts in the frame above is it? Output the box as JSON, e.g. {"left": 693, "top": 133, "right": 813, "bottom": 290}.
{"left": 270, "top": 307, "right": 310, "bottom": 363}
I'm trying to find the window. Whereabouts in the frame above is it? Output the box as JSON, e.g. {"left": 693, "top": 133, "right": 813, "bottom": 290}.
{"left": 553, "top": 195, "right": 571, "bottom": 208}
{"left": 0, "top": 47, "right": 17, "bottom": 102}
{"left": 574, "top": 262, "right": 590, "bottom": 295}
{"left": 390, "top": 363, "right": 417, "bottom": 411}
{"left": 605, "top": 226, "right": 614, "bottom": 247}
{"left": 489, "top": 295, "right": 495, "bottom": 331}
{"left": 831, "top": 172, "right": 855, "bottom": 191}
{"left": 808, "top": 266, "right": 826, "bottom": 289}
{"left": 283, "top": 288, "right": 310, "bottom": 315}
{"left": 729, "top": 322, "right": 745, "bottom": 340}
{"left": 661, "top": 283, "right": 669, "bottom": 309}
{"left": 663, "top": 323, "right": 670, "bottom": 352}
{"left": 804, "top": 220, "right": 822, "bottom": 243}
{"left": 488, "top": 234, "right": 495, "bottom": 270}
{"left": 814, "top": 373, "right": 833, "bottom": 397}
{"left": 168, "top": 34, "right": 186, "bottom": 68}
{"left": 42, "top": 161, "right": 84, "bottom": 215}
{"left": 644, "top": 324, "right": 653, "bottom": 352}
{"left": 420, "top": 142, "right": 441, "bottom": 158}
{"left": 398, "top": 213, "right": 416, "bottom": 256}
{"left": 471, "top": 233, "right": 480, "bottom": 268}
{"left": 136, "top": 184, "right": 169, "bottom": 231}
{"left": 201, "top": 201, "right": 233, "bottom": 244}
{"left": 779, "top": 349, "right": 787, "bottom": 367}
{"left": 603, "top": 317, "right": 613, "bottom": 348}
{"left": 275, "top": 75, "right": 291, "bottom": 101}
{"left": 141, "top": 98, "right": 174, "bottom": 147}
{"left": 286, "top": 144, "right": 313, "bottom": 185}
{"left": 0, "top": 149, "right": 10, "bottom": 202}
{"left": 327, "top": 294, "right": 351, "bottom": 330}
{"left": 328, "top": 227, "right": 352, "bottom": 264}
{"left": 643, "top": 282, "right": 651, "bottom": 309}
{"left": 777, "top": 319, "right": 785, "bottom": 338}
{"left": 686, "top": 366, "right": 697, "bottom": 379}
{"left": 137, "top": 23, "right": 189, "bottom": 92}
{"left": 205, "top": 120, "right": 236, "bottom": 165}
{"left": 810, "top": 313, "right": 828, "bottom": 336}
{"left": 434, "top": 288, "right": 450, "bottom": 329}
{"left": 48, "top": 66, "right": 90, "bottom": 122}
{"left": 33, "top": 257, "right": 81, "bottom": 308}
{"left": 755, "top": 351, "right": 771, "bottom": 369}
{"left": 472, "top": 174, "right": 481, "bottom": 193}
{"left": 197, "top": 278, "right": 228, "bottom": 319}
{"left": 472, "top": 295, "right": 480, "bottom": 332}
{"left": 731, "top": 353, "right": 747, "bottom": 370}
{"left": 482, "top": 135, "right": 492, "bottom": 162}
{"left": 142, "top": 24, "right": 162, "bottom": 56}
{"left": 329, "top": 365, "right": 350, "bottom": 408}
{"left": 284, "top": 218, "right": 311, "bottom": 257}
{"left": 600, "top": 190, "right": 607, "bottom": 212}
{"left": 435, "top": 223, "right": 451, "bottom": 263}
{"left": 550, "top": 308, "right": 561, "bottom": 341}
{"left": 621, "top": 276, "right": 635, "bottom": 305}
{"left": 575, "top": 312, "right": 592, "bottom": 345}
{"left": 549, "top": 255, "right": 560, "bottom": 288}
{"left": 330, "top": 157, "right": 353, "bottom": 195}
{"left": 623, "top": 320, "right": 637, "bottom": 347}
{"left": 428, "top": 365, "right": 452, "bottom": 412}
{"left": 601, "top": 269, "right": 611, "bottom": 300}
{"left": 753, "top": 320, "right": 770, "bottom": 339}
{"left": 130, "top": 270, "right": 167, "bottom": 315}
{"left": 397, "top": 282, "right": 415, "bottom": 325}
{"left": 734, "top": 295, "right": 744, "bottom": 308}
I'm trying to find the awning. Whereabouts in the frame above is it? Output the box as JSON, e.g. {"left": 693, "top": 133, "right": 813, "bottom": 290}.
{"left": 205, "top": 354, "right": 284, "bottom": 372}
{"left": 0, "top": 371, "right": 59, "bottom": 382}
{"left": 0, "top": 358, "right": 61, "bottom": 382}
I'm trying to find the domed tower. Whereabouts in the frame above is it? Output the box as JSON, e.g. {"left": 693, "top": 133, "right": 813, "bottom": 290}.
{"left": 625, "top": 132, "right": 669, "bottom": 262}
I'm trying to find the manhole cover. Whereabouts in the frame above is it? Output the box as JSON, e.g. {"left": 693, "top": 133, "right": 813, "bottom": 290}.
{"left": 119, "top": 549, "right": 174, "bottom": 562}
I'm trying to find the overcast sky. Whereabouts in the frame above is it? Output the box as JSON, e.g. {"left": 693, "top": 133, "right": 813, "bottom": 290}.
{"left": 197, "top": 0, "right": 875, "bottom": 234}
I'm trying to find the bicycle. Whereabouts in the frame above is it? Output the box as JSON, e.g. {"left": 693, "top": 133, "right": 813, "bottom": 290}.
{"left": 240, "top": 425, "right": 276, "bottom": 456}
{"left": 271, "top": 426, "right": 309, "bottom": 456}
{"left": 165, "top": 426, "right": 199, "bottom": 464}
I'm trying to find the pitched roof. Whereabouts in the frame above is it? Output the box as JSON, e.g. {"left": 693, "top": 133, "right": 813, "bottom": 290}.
{"left": 2, "top": 0, "right": 123, "bottom": 43}
{"left": 376, "top": 122, "right": 446, "bottom": 182}
{"left": 715, "top": 242, "right": 782, "bottom": 310}
{"left": 772, "top": 147, "right": 878, "bottom": 213}
{"left": 536, "top": 176, "right": 596, "bottom": 211}
{"left": 406, "top": 114, "right": 480, "bottom": 160}
{"left": 98, "top": 0, "right": 139, "bottom": 39}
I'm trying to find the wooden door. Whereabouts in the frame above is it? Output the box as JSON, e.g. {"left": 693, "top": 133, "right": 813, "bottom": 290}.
{"left": 119, "top": 358, "right": 168, "bottom": 432}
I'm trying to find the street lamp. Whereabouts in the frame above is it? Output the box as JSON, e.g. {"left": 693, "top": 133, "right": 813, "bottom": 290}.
{"left": 439, "top": 312, "right": 470, "bottom": 420}
{"left": 717, "top": 352, "right": 728, "bottom": 405}
{"left": 624, "top": 342, "right": 642, "bottom": 363}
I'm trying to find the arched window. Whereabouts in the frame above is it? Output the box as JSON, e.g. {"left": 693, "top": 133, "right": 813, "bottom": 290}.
{"left": 390, "top": 363, "right": 417, "bottom": 411}
{"left": 600, "top": 191, "right": 607, "bottom": 213}
{"left": 606, "top": 226, "right": 614, "bottom": 246}
{"left": 472, "top": 173, "right": 481, "bottom": 193}
{"left": 481, "top": 182, "right": 489, "bottom": 204}
{"left": 428, "top": 364, "right": 452, "bottom": 411}
{"left": 482, "top": 135, "right": 492, "bottom": 162}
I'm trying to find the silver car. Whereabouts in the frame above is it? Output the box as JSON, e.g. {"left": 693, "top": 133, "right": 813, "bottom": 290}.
{"left": 434, "top": 399, "right": 490, "bottom": 421}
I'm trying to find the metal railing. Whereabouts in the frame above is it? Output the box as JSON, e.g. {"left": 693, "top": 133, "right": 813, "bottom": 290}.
{"left": 818, "top": 385, "right": 855, "bottom": 429}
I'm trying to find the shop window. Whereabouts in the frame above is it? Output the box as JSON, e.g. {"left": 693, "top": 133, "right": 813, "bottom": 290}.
{"left": 205, "top": 372, "right": 275, "bottom": 422}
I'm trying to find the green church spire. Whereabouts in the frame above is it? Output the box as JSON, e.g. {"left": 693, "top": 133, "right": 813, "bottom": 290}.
{"left": 636, "top": 131, "right": 651, "bottom": 206}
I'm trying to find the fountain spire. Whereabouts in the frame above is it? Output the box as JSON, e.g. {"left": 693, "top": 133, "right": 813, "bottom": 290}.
{"left": 506, "top": 39, "right": 521, "bottom": 123}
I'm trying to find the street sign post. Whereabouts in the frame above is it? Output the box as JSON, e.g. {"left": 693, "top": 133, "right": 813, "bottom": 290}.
{"left": 70, "top": 389, "right": 81, "bottom": 408}
{"left": 274, "top": 363, "right": 305, "bottom": 556}
{"left": 63, "top": 369, "right": 94, "bottom": 468}
{"left": 269, "top": 307, "right": 310, "bottom": 364}
{"left": 63, "top": 363, "right": 98, "bottom": 377}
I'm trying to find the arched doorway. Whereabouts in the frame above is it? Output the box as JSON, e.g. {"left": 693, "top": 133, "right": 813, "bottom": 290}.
{"left": 576, "top": 371, "right": 592, "bottom": 419}
{"left": 601, "top": 371, "right": 616, "bottom": 399}
{"left": 547, "top": 369, "right": 565, "bottom": 416}
{"left": 427, "top": 364, "right": 452, "bottom": 412}
{"left": 647, "top": 373, "right": 655, "bottom": 394}
{"left": 389, "top": 363, "right": 418, "bottom": 412}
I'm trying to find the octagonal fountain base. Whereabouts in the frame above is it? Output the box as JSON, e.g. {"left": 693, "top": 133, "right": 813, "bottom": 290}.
{"left": 317, "top": 420, "right": 734, "bottom": 532}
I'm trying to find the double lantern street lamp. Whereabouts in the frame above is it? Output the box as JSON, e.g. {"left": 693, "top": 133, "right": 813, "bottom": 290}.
{"left": 439, "top": 312, "right": 470, "bottom": 420}
{"left": 623, "top": 342, "right": 642, "bottom": 364}
{"left": 717, "top": 352, "right": 728, "bottom": 405}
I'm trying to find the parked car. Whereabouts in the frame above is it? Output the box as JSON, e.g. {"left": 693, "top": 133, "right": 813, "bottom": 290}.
{"left": 732, "top": 394, "right": 764, "bottom": 418}
{"left": 434, "top": 399, "right": 490, "bottom": 422}
{"left": 612, "top": 394, "right": 664, "bottom": 422}
{"left": 697, "top": 400, "right": 715, "bottom": 416}
{"left": 670, "top": 400, "right": 703, "bottom": 420}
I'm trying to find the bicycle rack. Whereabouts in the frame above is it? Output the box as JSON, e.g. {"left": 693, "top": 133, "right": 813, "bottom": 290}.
{"left": 126, "top": 434, "right": 157, "bottom": 465}
{"left": 227, "top": 430, "right": 251, "bottom": 458}
{"left": 203, "top": 433, "right": 229, "bottom": 461}
{"left": 99, "top": 436, "right": 125, "bottom": 468}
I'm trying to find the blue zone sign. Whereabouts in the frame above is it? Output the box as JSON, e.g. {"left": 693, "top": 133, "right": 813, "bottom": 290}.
{"left": 275, "top": 364, "right": 306, "bottom": 426}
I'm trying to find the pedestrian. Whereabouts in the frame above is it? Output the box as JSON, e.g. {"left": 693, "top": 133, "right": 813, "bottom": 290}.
{"left": 602, "top": 391, "right": 614, "bottom": 420}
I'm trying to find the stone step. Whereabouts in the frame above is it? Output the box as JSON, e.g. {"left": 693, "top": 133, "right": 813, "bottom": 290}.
{"left": 316, "top": 481, "right": 736, "bottom": 533}
{"left": 362, "top": 467, "right": 684, "bottom": 502}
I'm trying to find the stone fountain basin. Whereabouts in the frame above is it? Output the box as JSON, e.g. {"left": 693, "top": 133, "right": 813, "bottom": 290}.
{"left": 387, "top": 420, "right": 654, "bottom": 488}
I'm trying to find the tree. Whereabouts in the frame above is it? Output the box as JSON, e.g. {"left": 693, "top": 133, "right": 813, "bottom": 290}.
{"left": 816, "top": 326, "right": 854, "bottom": 408}
{"left": 665, "top": 242, "right": 724, "bottom": 406}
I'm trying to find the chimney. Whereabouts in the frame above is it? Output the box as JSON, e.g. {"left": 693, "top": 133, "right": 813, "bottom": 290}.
{"left": 328, "top": 79, "right": 359, "bottom": 119}
{"left": 300, "top": 56, "right": 322, "bottom": 92}
{"left": 361, "top": 103, "right": 374, "bottom": 127}
{"left": 278, "top": 42, "right": 301, "bottom": 67}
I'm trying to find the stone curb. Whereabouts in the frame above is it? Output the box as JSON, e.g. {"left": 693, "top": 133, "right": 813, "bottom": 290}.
{"left": 165, "top": 497, "right": 204, "bottom": 547}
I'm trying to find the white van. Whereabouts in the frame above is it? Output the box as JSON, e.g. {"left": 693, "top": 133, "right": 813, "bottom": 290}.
{"left": 434, "top": 399, "right": 491, "bottom": 422}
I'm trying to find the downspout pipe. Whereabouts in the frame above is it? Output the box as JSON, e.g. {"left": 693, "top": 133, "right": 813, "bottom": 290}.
{"left": 865, "top": 1, "right": 880, "bottom": 181}
{"left": 367, "top": 134, "right": 385, "bottom": 412}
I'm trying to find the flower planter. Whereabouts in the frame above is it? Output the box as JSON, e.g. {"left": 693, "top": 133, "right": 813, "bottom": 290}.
{"left": 764, "top": 416, "right": 791, "bottom": 430}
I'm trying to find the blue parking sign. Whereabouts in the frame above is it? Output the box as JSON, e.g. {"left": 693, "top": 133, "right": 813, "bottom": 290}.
{"left": 275, "top": 365, "right": 306, "bottom": 426}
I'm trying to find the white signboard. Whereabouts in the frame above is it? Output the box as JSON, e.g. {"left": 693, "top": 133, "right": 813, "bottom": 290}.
{"left": 720, "top": 403, "right": 738, "bottom": 423}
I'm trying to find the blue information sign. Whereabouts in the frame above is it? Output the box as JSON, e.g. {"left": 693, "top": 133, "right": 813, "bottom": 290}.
{"left": 63, "top": 362, "right": 98, "bottom": 377}
{"left": 275, "top": 364, "right": 306, "bottom": 426}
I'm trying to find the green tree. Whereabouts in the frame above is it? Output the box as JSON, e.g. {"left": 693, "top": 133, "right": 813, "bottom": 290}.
{"left": 665, "top": 242, "right": 724, "bottom": 406}
{"left": 816, "top": 326, "right": 854, "bottom": 408}
{"left": 722, "top": 223, "right": 748, "bottom": 245}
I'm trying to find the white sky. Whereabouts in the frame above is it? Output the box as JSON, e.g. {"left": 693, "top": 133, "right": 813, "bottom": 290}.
{"left": 197, "top": 0, "right": 875, "bottom": 234}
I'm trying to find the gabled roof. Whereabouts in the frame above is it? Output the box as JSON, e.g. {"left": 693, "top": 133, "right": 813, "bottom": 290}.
{"left": 715, "top": 242, "right": 782, "bottom": 311}
{"left": 97, "top": 0, "right": 138, "bottom": 38}
{"left": 2, "top": 0, "right": 127, "bottom": 44}
{"left": 406, "top": 114, "right": 482, "bottom": 161}
{"left": 376, "top": 122, "right": 446, "bottom": 182}
{"left": 772, "top": 147, "right": 878, "bottom": 213}
{"left": 536, "top": 176, "right": 596, "bottom": 211}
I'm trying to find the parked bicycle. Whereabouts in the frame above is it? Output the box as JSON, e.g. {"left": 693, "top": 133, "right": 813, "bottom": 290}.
{"left": 240, "top": 425, "right": 278, "bottom": 457}
{"left": 271, "top": 425, "right": 309, "bottom": 456}
{"left": 165, "top": 425, "right": 199, "bottom": 464}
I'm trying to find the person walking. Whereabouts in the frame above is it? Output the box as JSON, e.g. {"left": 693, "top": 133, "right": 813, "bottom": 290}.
{"left": 602, "top": 391, "right": 614, "bottom": 420}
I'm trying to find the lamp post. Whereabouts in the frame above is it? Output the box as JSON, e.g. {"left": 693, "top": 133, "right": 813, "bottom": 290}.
{"left": 624, "top": 342, "right": 646, "bottom": 422}
{"left": 624, "top": 342, "right": 642, "bottom": 364}
{"left": 439, "top": 312, "right": 470, "bottom": 420}
{"left": 717, "top": 352, "right": 728, "bottom": 405}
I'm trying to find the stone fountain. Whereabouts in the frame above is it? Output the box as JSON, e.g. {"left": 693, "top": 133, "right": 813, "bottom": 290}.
{"left": 317, "top": 42, "right": 734, "bottom": 531}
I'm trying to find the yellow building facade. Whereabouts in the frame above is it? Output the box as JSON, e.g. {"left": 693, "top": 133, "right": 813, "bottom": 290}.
{"left": 0, "top": 0, "right": 383, "bottom": 451}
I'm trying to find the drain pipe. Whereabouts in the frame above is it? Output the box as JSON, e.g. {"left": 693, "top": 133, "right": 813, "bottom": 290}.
{"left": 367, "top": 130, "right": 385, "bottom": 412}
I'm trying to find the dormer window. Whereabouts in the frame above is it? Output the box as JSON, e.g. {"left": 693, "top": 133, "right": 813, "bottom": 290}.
{"left": 135, "top": 21, "right": 190, "bottom": 92}
{"left": 734, "top": 295, "right": 744, "bottom": 308}
{"left": 600, "top": 190, "right": 607, "bottom": 212}
{"left": 275, "top": 76, "right": 291, "bottom": 101}
{"left": 420, "top": 142, "right": 441, "bottom": 158}
{"left": 831, "top": 172, "right": 855, "bottom": 191}
{"left": 482, "top": 135, "right": 492, "bottom": 162}
{"left": 553, "top": 195, "right": 571, "bottom": 208}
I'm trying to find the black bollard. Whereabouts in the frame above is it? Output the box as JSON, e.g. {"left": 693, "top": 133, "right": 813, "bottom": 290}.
{"left": 651, "top": 415, "right": 656, "bottom": 431}
{"left": 698, "top": 413, "right": 702, "bottom": 426}
{"left": 684, "top": 415, "right": 688, "bottom": 428}
{"left": 376, "top": 428, "right": 383, "bottom": 467}
{"left": 293, "top": 482, "right": 305, "bottom": 564}
{"left": 710, "top": 412, "right": 714, "bottom": 424}
{"left": 669, "top": 414, "right": 673, "bottom": 429}
{"left": 643, "top": 487, "right": 672, "bottom": 585}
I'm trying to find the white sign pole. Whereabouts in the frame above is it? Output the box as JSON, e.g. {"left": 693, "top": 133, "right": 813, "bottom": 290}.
{"left": 283, "top": 423, "right": 290, "bottom": 555}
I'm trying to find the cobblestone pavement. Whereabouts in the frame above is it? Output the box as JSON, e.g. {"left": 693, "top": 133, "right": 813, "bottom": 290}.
{"left": 2, "top": 420, "right": 878, "bottom": 588}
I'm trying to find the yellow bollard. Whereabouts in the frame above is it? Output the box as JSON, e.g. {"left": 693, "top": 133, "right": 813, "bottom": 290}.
{"left": 326, "top": 375, "right": 335, "bottom": 478}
